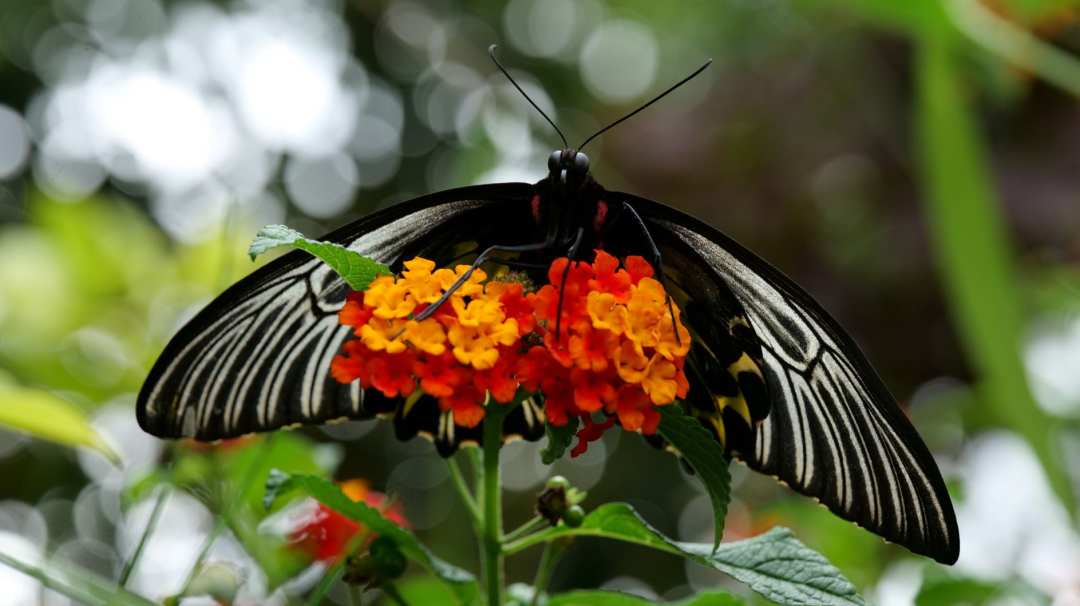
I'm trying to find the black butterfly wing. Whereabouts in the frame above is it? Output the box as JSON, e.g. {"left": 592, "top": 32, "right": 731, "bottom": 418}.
{"left": 618, "top": 192, "right": 959, "bottom": 565}
{"left": 137, "top": 183, "right": 546, "bottom": 452}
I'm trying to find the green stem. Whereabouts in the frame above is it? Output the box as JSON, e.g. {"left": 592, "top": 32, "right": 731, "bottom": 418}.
{"left": 948, "top": 0, "right": 1080, "bottom": 98}
{"left": 178, "top": 436, "right": 276, "bottom": 596}
{"left": 119, "top": 485, "right": 169, "bottom": 587}
{"left": 529, "top": 540, "right": 565, "bottom": 606}
{"left": 306, "top": 565, "right": 345, "bottom": 606}
{"left": 502, "top": 515, "right": 547, "bottom": 544}
{"left": 0, "top": 551, "right": 100, "bottom": 605}
{"left": 447, "top": 455, "right": 482, "bottom": 527}
{"left": 481, "top": 411, "right": 506, "bottom": 606}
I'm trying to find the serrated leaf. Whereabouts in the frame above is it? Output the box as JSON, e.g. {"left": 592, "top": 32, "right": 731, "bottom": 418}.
{"left": 548, "top": 590, "right": 745, "bottom": 606}
{"left": 506, "top": 503, "right": 864, "bottom": 606}
{"left": 263, "top": 471, "right": 478, "bottom": 604}
{"left": 0, "top": 387, "right": 120, "bottom": 464}
{"left": 541, "top": 416, "right": 579, "bottom": 464}
{"left": 248, "top": 224, "right": 390, "bottom": 292}
{"left": 657, "top": 405, "right": 730, "bottom": 550}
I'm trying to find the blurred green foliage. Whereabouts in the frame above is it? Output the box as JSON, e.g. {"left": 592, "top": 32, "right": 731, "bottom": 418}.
{"left": 2, "top": 0, "right": 1080, "bottom": 603}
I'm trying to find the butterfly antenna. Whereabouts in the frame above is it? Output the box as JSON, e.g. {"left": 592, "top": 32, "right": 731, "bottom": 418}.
{"left": 578, "top": 59, "right": 712, "bottom": 153}
{"left": 489, "top": 44, "right": 569, "bottom": 148}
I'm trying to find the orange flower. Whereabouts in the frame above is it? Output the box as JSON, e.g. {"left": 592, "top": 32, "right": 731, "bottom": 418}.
{"left": 613, "top": 385, "right": 660, "bottom": 433}
{"left": 475, "top": 348, "right": 520, "bottom": 404}
{"left": 367, "top": 351, "right": 416, "bottom": 398}
{"left": 498, "top": 282, "right": 535, "bottom": 335}
{"left": 339, "top": 292, "right": 373, "bottom": 331}
{"left": 569, "top": 327, "right": 617, "bottom": 372}
{"left": 625, "top": 256, "right": 654, "bottom": 284}
{"left": 442, "top": 383, "right": 486, "bottom": 428}
{"left": 571, "top": 369, "right": 616, "bottom": 413}
{"left": 589, "top": 250, "right": 632, "bottom": 302}
{"left": 331, "top": 340, "right": 372, "bottom": 385}
{"left": 586, "top": 291, "right": 628, "bottom": 335}
{"left": 414, "top": 353, "right": 464, "bottom": 398}
{"left": 614, "top": 340, "right": 650, "bottom": 384}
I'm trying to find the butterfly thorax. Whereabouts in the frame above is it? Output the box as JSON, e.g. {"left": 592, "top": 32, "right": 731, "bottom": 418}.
{"left": 530, "top": 149, "right": 612, "bottom": 248}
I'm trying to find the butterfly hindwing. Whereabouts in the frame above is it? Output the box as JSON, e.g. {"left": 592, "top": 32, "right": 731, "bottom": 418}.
{"left": 622, "top": 192, "right": 959, "bottom": 565}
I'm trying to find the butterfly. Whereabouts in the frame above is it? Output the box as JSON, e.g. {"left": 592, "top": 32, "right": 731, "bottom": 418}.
{"left": 137, "top": 47, "right": 959, "bottom": 564}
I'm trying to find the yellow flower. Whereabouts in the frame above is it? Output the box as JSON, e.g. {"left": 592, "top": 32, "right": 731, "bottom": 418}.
{"left": 624, "top": 278, "right": 668, "bottom": 353}
{"left": 488, "top": 318, "right": 519, "bottom": 346}
{"left": 360, "top": 319, "right": 408, "bottom": 354}
{"left": 365, "top": 278, "right": 416, "bottom": 320}
{"left": 641, "top": 355, "right": 678, "bottom": 405}
{"left": 452, "top": 297, "right": 503, "bottom": 327}
{"left": 404, "top": 318, "right": 446, "bottom": 355}
{"left": 586, "top": 291, "right": 627, "bottom": 335}
{"left": 448, "top": 324, "right": 500, "bottom": 370}
{"left": 400, "top": 257, "right": 442, "bottom": 304}
{"left": 614, "top": 340, "right": 650, "bottom": 384}
{"left": 654, "top": 308, "right": 691, "bottom": 359}
{"left": 433, "top": 266, "right": 487, "bottom": 298}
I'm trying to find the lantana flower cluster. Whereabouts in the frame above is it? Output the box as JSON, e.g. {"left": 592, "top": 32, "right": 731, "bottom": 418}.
{"left": 330, "top": 251, "right": 691, "bottom": 437}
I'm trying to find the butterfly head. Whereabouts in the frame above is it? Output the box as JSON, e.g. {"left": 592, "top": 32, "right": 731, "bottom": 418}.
{"left": 548, "top": 149, "right": 590, "bottom": 192}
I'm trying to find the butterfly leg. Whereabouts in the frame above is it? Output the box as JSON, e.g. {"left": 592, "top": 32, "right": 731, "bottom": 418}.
{"left": 554, "top": 227, "right": 586, "bottom": 339}
{"left": 619, "top": 201, "right": 682, "bottom": 345}
{"left": 414, "top": 238, "right": 557, "bottom": 321}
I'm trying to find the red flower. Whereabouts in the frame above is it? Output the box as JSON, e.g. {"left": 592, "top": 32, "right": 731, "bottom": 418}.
{"left": 568, "top": 326, "right": 618, "bottom": 372}
{"left": 442, "top": 383, "right": 486, "bottom": 428}
{"left": 571, "top": 368, "right": 616, "bottom": 413}
{"left": 331, "top": 341, "right": 373, "bottom": 385}
{"left": 475, "top": 347, "right": 520, "bottom": 404}
{"left": 288, "top": 480, "right": 407, "bottom": 563}
{"left": 541, "top": 378, "right": 576, "bottom": 427}
{"left": 589, "top": 250, "right": 632, "bottom": 302}
{"left": 624, "top": 256, "right": 654, "bottom": 284}
{"left": 517, "top": 346, "right": 554, "bottom": 393}
{"left": 339, "top": 292, "right": 374, "bottom": 332}
{"left": 414, "top": 352, "right": 465, "bottom": 398}
{"left": 571, "top": 414, "right": 616, "bottom": 458}
{"left": 368, "top": 351, "right": 417, "bottom": 398}
{"left": 499, "top": 282, "right": 535, "bottom": 335}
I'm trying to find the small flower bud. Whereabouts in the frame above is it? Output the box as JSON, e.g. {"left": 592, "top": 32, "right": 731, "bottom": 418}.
{"left": 545, "top": 475, "right": 570, "bottom": 491}
{"left": 562, "top": 505, "right": 585, "bottom": 528}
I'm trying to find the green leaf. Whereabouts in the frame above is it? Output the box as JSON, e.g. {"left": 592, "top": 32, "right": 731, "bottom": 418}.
{"left": 916, "top": 29, "right": 1075, "bottom": 515}
{"left": 541, "top": 416, "right": 579, "bottom": 464}
{"left": 0, "top": 387, "right": 120, "bottom": 464}
{"left": 264, "top": 471, "right": 478, "bottom": 604}
{"left": 0, "top": 550, "right": 156, "bottom": 606}
{"left": 248, "top": 224, "right": 390, "bottom": 291}
{"left": 915, "top": 576, "right": 1001, "bottom": 606}
{"left": 548, "top": 590, "right": 746, "bottom": 606}
{"left": 657, "top": 406, "right": 731, "bottom": 550}
{"left": 505, "top": 503, "right": 864, "bottom": 606}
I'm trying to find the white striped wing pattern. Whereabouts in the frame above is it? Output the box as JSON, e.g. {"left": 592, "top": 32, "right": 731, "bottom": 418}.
{"left": 137, "top": 187, "right": 528, "bottom": 442}
{"left": 631, "top": 196, "right": 959, "bottom": 565}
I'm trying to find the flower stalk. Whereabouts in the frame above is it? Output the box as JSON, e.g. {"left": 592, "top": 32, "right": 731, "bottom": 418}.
{"left": 481, "top": 406, "right": 506, "bottom": 606}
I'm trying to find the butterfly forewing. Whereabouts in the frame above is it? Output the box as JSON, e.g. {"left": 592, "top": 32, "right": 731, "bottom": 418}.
{"left": 624, "top": 193, "right": 959, "bottom": 565}
{"left": 137, "top": 184, "right": 542, "bottom": 452}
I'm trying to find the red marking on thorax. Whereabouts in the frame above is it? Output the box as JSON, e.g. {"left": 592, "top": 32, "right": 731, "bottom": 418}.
{"left": 593, "top": 200, "right": 609, "bottom": 232}
{"left": 530, "top": 194, "right": 541, "bottom": 223}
